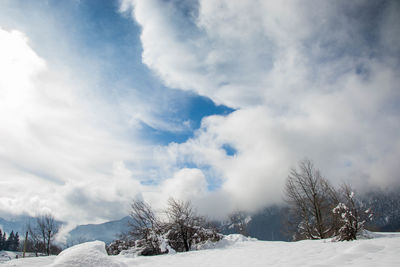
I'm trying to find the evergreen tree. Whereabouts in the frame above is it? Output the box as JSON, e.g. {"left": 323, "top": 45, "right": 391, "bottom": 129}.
{"left": 0, "top": 229, "right": 3, "bottom": 250}
{"left": 5, "top": 231, "right": 15, "bottom": 251}
{"left": 14, "top": 232, "right": 20, "bottom": 251}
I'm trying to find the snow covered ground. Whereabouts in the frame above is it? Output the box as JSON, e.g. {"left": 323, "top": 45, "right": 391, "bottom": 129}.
{"left": 2, "top": 232, "right": 399, "bottom": 267}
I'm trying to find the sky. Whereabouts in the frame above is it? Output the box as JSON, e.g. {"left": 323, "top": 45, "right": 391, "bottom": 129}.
{"left": 0, "top": 0, "right": 399, "bottom": 231}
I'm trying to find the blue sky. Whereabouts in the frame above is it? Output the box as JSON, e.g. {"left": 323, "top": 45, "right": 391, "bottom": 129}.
{"left": 62, "top": 0, "right": 234, "bottom": 145}
{"left": 0, "top": 0, "right": 233, "bottom": 144}
{"left": 0, "top": 0, "right": 399, "bottom": 230}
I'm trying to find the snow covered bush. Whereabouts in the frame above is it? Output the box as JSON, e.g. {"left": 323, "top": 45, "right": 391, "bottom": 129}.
{"left": 332, "top": 185, "right": 373, "bottom": 241}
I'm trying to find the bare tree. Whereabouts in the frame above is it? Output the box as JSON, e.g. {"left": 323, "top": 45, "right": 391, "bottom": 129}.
{"left": 128, "top": 199, "right": 164, "bottom": 255}
{"left": 165, "top": 198, "right": 220, "bottom": 252}
{"left": 26, "top": 224, "right": 42, "bottom": 256}
{"left": 27, "top": 213, "right": 59, "bottom": 255}
{"left": 165, "top": 198, "right": 198, "bottom": 252}
{"left": 285, "top": 159, "right": 338, "bottom": 240}
{"left": 129, "top": 200, "right": 162, "bottom": 240}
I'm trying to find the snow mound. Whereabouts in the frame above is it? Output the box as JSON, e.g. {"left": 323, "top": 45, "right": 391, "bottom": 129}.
{"left": 217, "top": 234, "right": 257, "bottom": 248}
{"left": 222, "top": 234, "right": 257, "bottom": 243}
{"left": 0, "top": 251, "right": 13, "bottom": 263}
{"left": 51, "top": 241, "right": 126, "bottom": 267}
{"left": 194, "top": 234, "right": 257, "bottom": 250}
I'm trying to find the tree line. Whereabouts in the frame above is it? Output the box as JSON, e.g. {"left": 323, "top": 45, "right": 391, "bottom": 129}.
{"left": 0, "top": 214, "right": 62, "bottom": 256}
{"left": 0, "top": 229, "right": 19, "bottom": 251}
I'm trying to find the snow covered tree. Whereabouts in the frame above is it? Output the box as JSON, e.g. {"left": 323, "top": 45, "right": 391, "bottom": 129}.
{"left": 333, "top": 184, "right": 372, "bottom": 241}
{"left": 285, "top": 159, "right": 339, "bottom": 240}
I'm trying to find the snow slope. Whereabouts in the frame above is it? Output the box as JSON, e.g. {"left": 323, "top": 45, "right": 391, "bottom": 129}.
{"left": 2, "top": 233, "right": 400, "bottom": 267}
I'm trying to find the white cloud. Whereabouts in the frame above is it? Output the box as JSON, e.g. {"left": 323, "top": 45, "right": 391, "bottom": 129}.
{"left": 162, "top": 168, "right": 208, "bottom": 200}
{"left": 123, "top": 0, "right": 400, "bottom": 215}
{"left": 1, "top": 0, "right": 399, "bottom": 227}
{"left": 0, "top": 28, "right": 146, "bottom": 225}
{"left": 144, "top": 168, "right": 207, "bottom": 210}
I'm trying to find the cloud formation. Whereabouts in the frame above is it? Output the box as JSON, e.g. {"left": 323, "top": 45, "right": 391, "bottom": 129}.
{"left": 121, "top": 0, "right": 400, "bottom": 214}
{"left": 0, "top": 28, "right": 145, "bottom": 224}
{"left": 1, "top": 0, "right": 399, "bottom": 228}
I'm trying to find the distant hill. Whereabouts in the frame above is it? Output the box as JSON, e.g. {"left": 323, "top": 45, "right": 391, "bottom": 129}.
{"left": 219, "top": 205, "right": 289, "bottom": 241}
{"left": 66, "top": 216, "right": 131, "bottom": 245}
{"left": 66, "top": 207, "right": 289, "bottom": 245}
{"left": 66, "top": 209, "right": 288, "bottom": 246}
{"left": 246, "top": 206, "right": 289, "bottom": 241}
{"left": 362, "top": 189, "right": 400, "bottom": 232}
{"left": 0, "top": 215, "right": 37, "bottom": 235}
{"left": 0, "top": 215, "right": 130, "bottom": 246}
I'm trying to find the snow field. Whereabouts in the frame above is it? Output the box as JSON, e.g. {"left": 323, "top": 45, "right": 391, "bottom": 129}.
{"left": 2, "top": 233, "right": 400, "bottom": 267}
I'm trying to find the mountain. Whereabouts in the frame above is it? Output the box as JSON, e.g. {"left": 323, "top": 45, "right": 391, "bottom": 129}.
{"left": 0, "top": 215, "right": 130, "bottom": 246}
{"left": 219, "top": 205, "right": 289, "bottom": 241}
{"left": 246, "top": 205, "right": 289, "bottom": 241}
{"left": 362, "top": 188, "right": 400, "bottom": 232}
{"left": 67, "top": 206, "right": 289, "bottom": 246}
{"left": 66, "top": 216, "right": 131, "bottom": 245}
{"left": 0, "top": 215, "right": 37, "bottom": 235}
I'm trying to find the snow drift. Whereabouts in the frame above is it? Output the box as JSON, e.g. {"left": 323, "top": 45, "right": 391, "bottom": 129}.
{"left": 51, "top": 241, "right": 125, "bottom": 267}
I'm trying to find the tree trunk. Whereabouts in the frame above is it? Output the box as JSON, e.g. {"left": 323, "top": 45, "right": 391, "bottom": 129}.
{"left": 47, "top": 230, "right": 51, "bottom": 255}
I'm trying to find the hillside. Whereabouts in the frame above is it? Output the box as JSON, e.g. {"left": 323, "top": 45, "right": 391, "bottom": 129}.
{"left": 66, "top": 217, "right": 131, "bottom": 245}
{"left": 0, "top": 216, "right": 37, "bottom": 235}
